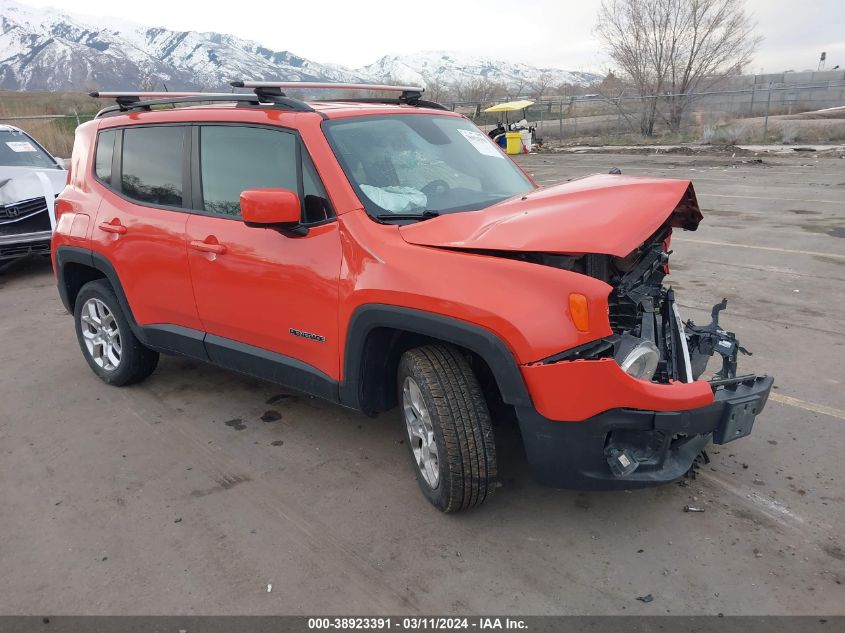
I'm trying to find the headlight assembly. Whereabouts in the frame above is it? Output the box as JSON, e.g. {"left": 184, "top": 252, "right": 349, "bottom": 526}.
{"left": 615, "top": 337, "right": 660, "bottom": 381}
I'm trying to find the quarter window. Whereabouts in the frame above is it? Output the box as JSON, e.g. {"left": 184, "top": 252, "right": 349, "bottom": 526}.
{"left": 94, "top": 129, "right": 116, "bottom": 184}
{"left": 200, "top": 126, "right": 297, "bottom": 218}
{"left": 302, "top": 150, "right": 334, "bottom": 224}
{"left": 121, "top": 126, "right": 184, "bottom": 207}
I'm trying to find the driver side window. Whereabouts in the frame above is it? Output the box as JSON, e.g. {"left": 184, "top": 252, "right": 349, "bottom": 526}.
{"left": 198, "top": 125, "right": 334, "bottom": 224}
{"left": 199, "top": 125, "right": 297, "bottom": 219}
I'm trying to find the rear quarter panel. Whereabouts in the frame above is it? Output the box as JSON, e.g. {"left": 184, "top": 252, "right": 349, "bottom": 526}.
{"left": 52, "top": 120, "right": 100, "bottom": 264}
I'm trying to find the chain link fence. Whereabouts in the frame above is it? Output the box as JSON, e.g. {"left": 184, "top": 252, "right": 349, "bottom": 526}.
{"left": 447, "top": 76, "right": 845, "bottom": 145}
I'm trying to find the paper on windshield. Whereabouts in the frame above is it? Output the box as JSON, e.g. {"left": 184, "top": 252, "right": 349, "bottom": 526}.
{"left": 360, "top": 185, "right": 428, "bottom": 213}
{"left": 6, "top": 141, "right": 37, "bottom": 153}
{"left": 457, "top": 129, "right": 504, "bottom": 159}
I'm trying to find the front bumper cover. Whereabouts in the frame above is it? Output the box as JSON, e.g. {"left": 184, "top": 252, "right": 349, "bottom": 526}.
{"left": 0, "top": 230, "right": 52, "bottom": 261}
{"left": 515, "top": 374, "right": 773, "bottom": 490}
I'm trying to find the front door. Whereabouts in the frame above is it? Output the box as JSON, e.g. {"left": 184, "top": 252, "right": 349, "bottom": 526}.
{"left": 185, "top": 124, "right": 342, "bottom": 381}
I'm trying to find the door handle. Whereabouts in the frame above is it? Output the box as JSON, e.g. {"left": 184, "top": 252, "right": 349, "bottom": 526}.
{"left": 98, "top": 220, "right": 127, "bottom": 234}
{"left": 189, "top": 239, "right": 227, "bottom": 255}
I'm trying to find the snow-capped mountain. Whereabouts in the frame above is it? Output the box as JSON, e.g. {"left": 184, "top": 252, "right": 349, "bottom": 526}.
{"left": 357, "top": 52, "right": 599, "bottom": 90}
{"left": 0, "top": 0, "right": 366, "bottom": 90}
{"left": 0, "top": 0, "right": 597, "bottom": 92}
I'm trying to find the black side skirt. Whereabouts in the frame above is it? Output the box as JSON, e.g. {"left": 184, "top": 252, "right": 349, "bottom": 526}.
{"left": 142, "top": 325, "right": 340, "bottom": 403}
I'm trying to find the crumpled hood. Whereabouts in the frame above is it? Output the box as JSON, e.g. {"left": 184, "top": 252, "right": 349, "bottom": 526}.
{"left": 399, "top": 174, "right": 702, "bottom": 258}
{"left": 0, "top": 166, "right": 67, "bottom": 206}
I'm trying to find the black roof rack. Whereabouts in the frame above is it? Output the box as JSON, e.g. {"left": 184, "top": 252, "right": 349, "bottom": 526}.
{"left": 230, "top": 81, "right": 447, "bottom": 110}
{"left": 90, "top": 90, "right": 314, "bottom": 118}
{"left": 91, "top": 81, "right": 447, "bottom": 118}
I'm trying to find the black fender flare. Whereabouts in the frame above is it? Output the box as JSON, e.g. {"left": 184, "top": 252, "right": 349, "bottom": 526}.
{"left": 338, "top": 304, "right": 533, "bottom": 411}
{"left": 54, "top": 245, "right": 207, "bottom": 358}
{"left": 55, "top": 245, "right": 138, "bottom": 327}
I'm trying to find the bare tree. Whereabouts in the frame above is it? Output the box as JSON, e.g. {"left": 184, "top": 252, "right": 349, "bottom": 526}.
{"left": 451, "top": 77, "right": 505, "bottom": 105}
{"left": 596, "top": 0, "right": 760, "bottom": 135}
{"left": 505, "top": 77, "right": 527, "bottom": 100}
{"left": 529, "top": 72, "right": 554, "bottom": 100}
{"left": 595, "top": 71, "right": 640, "bottom": 134}
{"left": 422, "top": 78, "right": 451, "bottom": 103}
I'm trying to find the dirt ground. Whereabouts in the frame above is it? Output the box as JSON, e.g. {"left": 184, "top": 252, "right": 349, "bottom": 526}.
{"left": 0, "top": 150, "right": 843, "bottom": 616}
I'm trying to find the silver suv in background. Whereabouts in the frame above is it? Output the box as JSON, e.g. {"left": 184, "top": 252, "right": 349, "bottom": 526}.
{"left": 0, "top": 125, "right": 66, "bottom": 267}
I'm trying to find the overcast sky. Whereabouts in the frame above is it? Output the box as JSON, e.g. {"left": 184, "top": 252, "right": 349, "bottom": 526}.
{"left": 29, "top": 0, "right": 845, "bottom": 74}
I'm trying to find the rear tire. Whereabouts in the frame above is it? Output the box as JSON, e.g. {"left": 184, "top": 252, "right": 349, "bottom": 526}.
{"left": 74, "top": 279, "right": 159, "bottom": 386}
{"left": 398, "top": 344, "right": 497, "bottom": 512}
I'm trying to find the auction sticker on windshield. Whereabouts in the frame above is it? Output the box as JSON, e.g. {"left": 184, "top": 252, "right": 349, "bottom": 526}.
{"left": 6, "top": 141, "right": 37, "bottom": 152}
{"left": 457, "top": 128, "right": 504, "bottom": 158}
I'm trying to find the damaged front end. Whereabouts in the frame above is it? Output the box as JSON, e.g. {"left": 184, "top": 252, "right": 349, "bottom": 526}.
{"left": 580, "top": 224, "right": 773, "bottom": 480}
{"left": 514, "top": 221, "right": 773, "bottom": 489}
{"left": 579, "top": 223, "right": 751, "bottom": 385}
{"left": 401, "top": 173, "right": 774, "bottom": 489}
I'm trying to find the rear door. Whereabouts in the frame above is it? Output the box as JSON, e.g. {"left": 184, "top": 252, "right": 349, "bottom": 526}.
{"left": 91, "top": 125, "right": 202, "bottom": 332}
{"left": 185, "top": 124, "right": 342, "bottom": 381}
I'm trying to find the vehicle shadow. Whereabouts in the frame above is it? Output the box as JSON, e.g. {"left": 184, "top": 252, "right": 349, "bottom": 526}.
{"left": 478, "top": 412, "right": 695, "bottom": 538}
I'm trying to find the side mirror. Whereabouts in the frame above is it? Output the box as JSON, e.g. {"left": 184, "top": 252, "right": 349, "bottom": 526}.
{"left": 240, "top": 188, "right": 306, "bottom": 235}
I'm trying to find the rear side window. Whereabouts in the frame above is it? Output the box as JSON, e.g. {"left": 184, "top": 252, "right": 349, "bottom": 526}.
{"left": 121, "top": 126, "right": 184, "bottom": 207}
{"left": 95, "top": 130, "right": 116, "bottom": 184}
{"left": 200, "top": 126, "right": 297, "bottom": 218}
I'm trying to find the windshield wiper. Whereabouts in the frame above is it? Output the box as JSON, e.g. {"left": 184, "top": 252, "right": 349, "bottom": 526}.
{"left": 375, "top": 210, "right": 440, "bottom": 222}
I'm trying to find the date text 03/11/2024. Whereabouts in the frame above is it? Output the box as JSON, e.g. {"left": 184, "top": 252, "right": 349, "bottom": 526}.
{"left": 307, "top": 617, "right": 528, "bottom": 630}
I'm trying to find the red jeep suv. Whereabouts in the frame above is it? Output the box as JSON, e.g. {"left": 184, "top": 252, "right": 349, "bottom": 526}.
{"left": 52, "top": 82, "right": 773, "bottom": 512}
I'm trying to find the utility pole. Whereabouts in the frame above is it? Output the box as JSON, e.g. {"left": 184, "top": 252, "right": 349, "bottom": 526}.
{"left": 763, "top": 81, "right": 774, "bottom": 140}
{"left": 559, "top": 101, "right": 563, "bottom": 141}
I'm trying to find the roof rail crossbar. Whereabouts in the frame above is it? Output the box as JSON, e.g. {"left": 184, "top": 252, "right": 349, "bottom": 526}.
{"left": 315, "top": 97, "right": 449, "bottom": 111}
{"left": 231, "top": 81, "right": 425, "bottom": 93}
{"left": 90, "top": 91, "right": 315, "bottom": 118}
{"left": 229, "top": 81, "right": 445, "bottom": 110}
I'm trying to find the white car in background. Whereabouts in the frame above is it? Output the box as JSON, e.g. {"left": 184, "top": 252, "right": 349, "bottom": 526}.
{"left": 0, "top": 124, "right": 67, "bottom": 267}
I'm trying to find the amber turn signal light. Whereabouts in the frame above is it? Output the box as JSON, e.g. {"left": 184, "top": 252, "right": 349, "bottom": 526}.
{"left": 569, "top": 293, "right": 589, "bottom": 332}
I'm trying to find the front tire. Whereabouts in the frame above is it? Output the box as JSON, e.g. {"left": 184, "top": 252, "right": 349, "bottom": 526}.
{"left": 398, "top": 344, "right": 497, "bottom": 512}
{"left": 74, "top": 279, "right": 159, "bottom": 386}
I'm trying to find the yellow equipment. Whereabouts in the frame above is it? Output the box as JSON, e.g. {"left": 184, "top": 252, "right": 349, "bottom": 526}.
{"left": 505, "top": 132, "right": 523, "bottom": 155}
{"left": 483, "top": 100, "right": 535, "bottom": 113}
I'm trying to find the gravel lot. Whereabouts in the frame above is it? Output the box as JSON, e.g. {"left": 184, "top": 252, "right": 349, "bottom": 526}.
{"left": 1, "top": 150, "right": 843, "bottom": 615}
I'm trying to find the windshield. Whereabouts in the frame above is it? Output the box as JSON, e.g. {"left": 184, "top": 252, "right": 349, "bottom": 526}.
{"left": 0, "top": 130, "right": 59, "bottom": 169}
{"left": 323, "top": 114, "right": 534, "bottom": 219}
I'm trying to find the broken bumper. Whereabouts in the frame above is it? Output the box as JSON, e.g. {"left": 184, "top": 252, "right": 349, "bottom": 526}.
{"left": 515, "top": 374, "right": 774, "bottom": 490}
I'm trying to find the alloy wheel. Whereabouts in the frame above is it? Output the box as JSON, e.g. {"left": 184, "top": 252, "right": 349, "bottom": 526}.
{"left": 79, "top": 298, "right": 122, "bottom": 371}
{"left": 402, "top": 376, "right": 440, "bottom": 488}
